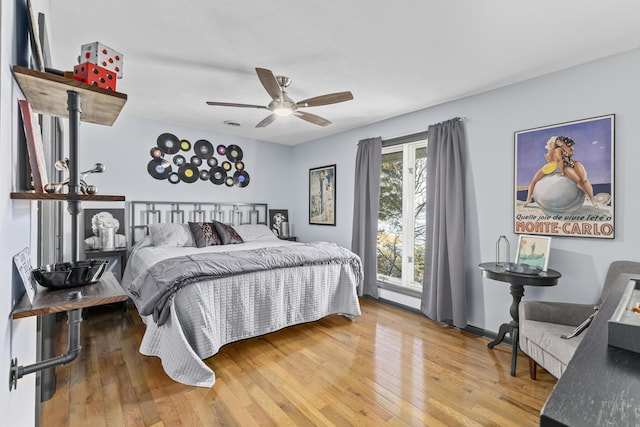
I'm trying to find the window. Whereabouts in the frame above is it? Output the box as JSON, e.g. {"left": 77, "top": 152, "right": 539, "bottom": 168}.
{"left": 377, "top": 140, "right": 427, "bottom": 292}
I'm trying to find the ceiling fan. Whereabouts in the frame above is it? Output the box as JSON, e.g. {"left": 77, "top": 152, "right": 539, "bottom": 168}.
{"left": 206, "top": 67, "right": 353, "bottom": 128}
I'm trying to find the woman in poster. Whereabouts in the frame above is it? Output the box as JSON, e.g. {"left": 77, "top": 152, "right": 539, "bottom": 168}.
{"left": 555, "top": 136, "right": 598, "bottom": 208}
{"left": 524, "top": 136, "right": 597, "bottom": 208}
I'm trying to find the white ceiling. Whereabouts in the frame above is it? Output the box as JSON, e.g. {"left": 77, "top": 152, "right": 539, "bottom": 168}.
{"left": 48, "top": 1, "right": 640, "bottom": 145}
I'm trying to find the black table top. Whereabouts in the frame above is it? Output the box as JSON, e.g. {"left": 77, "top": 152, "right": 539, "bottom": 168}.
{"left": 540, "top": 273, "right": 640, "bottom": 426}
{"left": 478, "top": 262, "right": 561, "bottom": 286}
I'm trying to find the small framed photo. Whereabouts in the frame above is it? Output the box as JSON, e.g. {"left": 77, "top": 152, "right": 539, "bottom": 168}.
{"left": 83, "top": 208, "right": 126, "bottom": 250}
{"left": 13, "top": 247, "right": 37, "bottom": 304}
{"left": 309, "top": 164, "right": 336, "bottom": 226}
{"left": 268, "top": 209, "right": 289, "bottom": 236}
{"left": 516, "top": 235, "right": 552, "bottom": 271}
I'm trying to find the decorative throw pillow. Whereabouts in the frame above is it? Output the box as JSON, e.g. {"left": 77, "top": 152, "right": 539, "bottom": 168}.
{"left": 212, "top": 221, "right": 244, "bottom": 245}
{"left": 188, "top": 222, "right": 223, "bottom": 248}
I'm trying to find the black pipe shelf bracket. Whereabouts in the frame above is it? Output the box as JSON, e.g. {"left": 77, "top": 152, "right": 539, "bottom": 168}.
{"left": 10, "top": 306, "right": 82, "bottom": 391}
{"left": 9, "top": 274, "right": 126, "bottom": 391}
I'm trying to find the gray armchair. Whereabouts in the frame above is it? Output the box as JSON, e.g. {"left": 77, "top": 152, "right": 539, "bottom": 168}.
{"left": 519, "top": 260, "right": 640, "bottom": 379}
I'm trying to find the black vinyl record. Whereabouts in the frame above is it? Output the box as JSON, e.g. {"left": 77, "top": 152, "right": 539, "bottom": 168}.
{"left": 150, "top": 147, "right": 164, "bottom": 158}
{"left": 178, "top": 164, "right": 199, "bottom": 183}
{"left": 147, "top": 158, "right": 172, "bottom": 180}
{"left": 226, "top": 144, "right": 243, "bottom": 161}
{"left": 190, "top": 156, "right": 203, "bottom": 166}
{"left": 194, "top": 139, "right": 214, "bottom": 158}
{"left": 233, "top": 170, "right": 250, "bottom": 187}
{"left": 209, "top": 166, "right": 227, "bottom": 185}
{"left": 173, "top": 155, "right": 186, "bottom": 166}
{"left": 157, "top": 133, "right": 180, "bottom": 154}
{"left": 180, "top": 139, "right": 191, "bottom": 151}
{"left": 199, "top": 169, "right": 210, "bottom": 180}
{"left": 207, "top": 157, "right": 218, "bottom": 168}
{"left": 222, "top": 161, "right": 232, "bottom": 171}
{"left": 235, "top": 161, "right": 244, "bottom": 170}
{"left": 168, "top": 172, "right": 180, "bottom": 184}
{"left": 216, "top": 144, "right": 227, "bottom": 155}
{"left": 224, "top": 176, "right": 235, "bottom": 187}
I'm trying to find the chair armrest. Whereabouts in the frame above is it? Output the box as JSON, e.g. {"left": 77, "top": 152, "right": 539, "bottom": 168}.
{"left": 519, "top": 301, "right": 597, "bottom": 327}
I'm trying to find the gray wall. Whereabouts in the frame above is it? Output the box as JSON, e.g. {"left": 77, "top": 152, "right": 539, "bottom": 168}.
{"left": 291, "top": 48, "right": 640, "bottom": 332}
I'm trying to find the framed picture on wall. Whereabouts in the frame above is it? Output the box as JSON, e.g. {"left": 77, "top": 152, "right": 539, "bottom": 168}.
{"left": 309, "top": 164, "right": 336, "bottom": 226}
{"left": 514, "top": 114, "right": 614, "bottom": 239}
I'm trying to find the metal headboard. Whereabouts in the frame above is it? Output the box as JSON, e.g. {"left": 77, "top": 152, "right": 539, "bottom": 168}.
{"left": 127, "top": 201, "right": 268, "bottom": 246}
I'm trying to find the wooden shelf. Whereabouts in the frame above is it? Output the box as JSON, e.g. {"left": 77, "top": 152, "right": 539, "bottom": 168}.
{"left": 12, "top": 271, "right": 127, "bottom": 319}
{"left": 12, "top": 65, "right": 127, "bottom": 126}
{"left": 10, "top": 192, "right": 125, "bottom": 202}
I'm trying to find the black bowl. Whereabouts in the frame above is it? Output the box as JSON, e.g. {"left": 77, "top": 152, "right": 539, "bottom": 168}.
{"left": 32, "top": 259, "right": 108, "bottom": 289}
{"left": 504, "top": 262, "right": 542, "bottom": 275}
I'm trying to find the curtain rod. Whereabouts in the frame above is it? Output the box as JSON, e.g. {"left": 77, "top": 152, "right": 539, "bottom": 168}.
{"left": 382, "top": 117, "right": 466, "bottom": 147}
{"left": 382, "top": 131, "right": 428, "bottom": 147}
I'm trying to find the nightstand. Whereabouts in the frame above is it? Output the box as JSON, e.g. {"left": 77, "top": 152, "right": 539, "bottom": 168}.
{"left": 278, "top": 236, "right": 298, "bottom": 242}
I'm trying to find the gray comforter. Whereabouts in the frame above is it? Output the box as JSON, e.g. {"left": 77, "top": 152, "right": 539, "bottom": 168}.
{"left": 128, "top": 241, "right": 363, "bottom": 325}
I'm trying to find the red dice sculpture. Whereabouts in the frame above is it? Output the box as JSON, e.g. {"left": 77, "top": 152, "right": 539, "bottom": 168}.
{"left": 73, "top": 62, "right": 117, "bottom": 91}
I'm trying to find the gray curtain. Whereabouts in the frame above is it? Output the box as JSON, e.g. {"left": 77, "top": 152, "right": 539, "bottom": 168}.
{"left": 351, "top": 137, "right": 382, "bottom": 297}
{"left": 421, "top": 118, "right": 467, "bottom": 328}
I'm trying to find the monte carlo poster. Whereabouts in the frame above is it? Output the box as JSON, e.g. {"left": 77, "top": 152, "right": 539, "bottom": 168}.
{"left": 514, "top": 114, "right": 614, "bottom": 239}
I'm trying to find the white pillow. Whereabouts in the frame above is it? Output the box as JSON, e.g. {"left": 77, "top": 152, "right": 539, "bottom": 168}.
{"left": 234, "top": 224, "right": 278, "bottom": 242}
{"left": 148, "top": 223, "right": 195, "bottom": 247}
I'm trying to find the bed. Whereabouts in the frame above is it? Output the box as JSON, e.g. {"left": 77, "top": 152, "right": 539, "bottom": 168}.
{"left": 121, "top": 201, "right": 362, "bottom": 387}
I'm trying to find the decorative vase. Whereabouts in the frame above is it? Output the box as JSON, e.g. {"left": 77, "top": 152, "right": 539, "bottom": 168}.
{"left": 280, "top": 221, "right": 290, "bottom": 238}
{"left": 496, "top": 235, "right": 510, "bottom": 266}
{"left": 99, "top": 228, "right": 115, "bottom": 250}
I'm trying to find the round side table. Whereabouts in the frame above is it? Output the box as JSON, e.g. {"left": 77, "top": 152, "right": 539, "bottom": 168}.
{"left": 478, "top": 262, "right": 561, "bottom": 376}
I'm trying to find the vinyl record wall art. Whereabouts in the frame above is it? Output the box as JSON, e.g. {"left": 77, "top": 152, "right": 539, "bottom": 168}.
{"left": 147, "top": 133, "right": 250, "bottom": 187}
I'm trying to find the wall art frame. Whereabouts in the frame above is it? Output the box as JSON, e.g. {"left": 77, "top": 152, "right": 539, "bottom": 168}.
{"left": 83, "top": 208, "right": 126, "bottom": 250}
{"left": 514, "top": 114, "right": 614, "bottom": 239}
{"left": 19, "top": 99, "right": 48, "bottom": 192}
{"left": 27, "top": 0, "right": 45, "bottom": 71}
{"left": 309, "top": 164, "right": 336, "bottom": 226}
{"left": 515, "top": 235, "right": 552, "bottom": 271}
{"left": 268, "top": 209, "right": 289, "bottom": 236}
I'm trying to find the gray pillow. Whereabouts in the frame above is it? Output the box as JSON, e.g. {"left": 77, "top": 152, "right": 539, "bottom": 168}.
{"left": 212, "top": 221, "right": 244, "bottom": 245}
{"left": 188, "top": 222, "right": 223, "bottom": 248}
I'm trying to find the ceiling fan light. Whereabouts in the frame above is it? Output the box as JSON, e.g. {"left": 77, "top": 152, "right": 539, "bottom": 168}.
{"left": 273, "top": 106, "right": 293, "bottom": 117}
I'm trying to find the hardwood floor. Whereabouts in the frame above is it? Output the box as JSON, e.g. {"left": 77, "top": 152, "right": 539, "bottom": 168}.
{"left": 41, "top": 299, "right": 556, "bottom": 426}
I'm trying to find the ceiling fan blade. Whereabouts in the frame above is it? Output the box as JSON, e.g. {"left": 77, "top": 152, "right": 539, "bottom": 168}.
{"left": 256, "top": 114, "right": 277, "bottom": 128}
{"left": 295, "top": 111, "right": 332, "bottom": 127}
{"left": 206, "top": 101, "right": 268, "bottom": 109}
{"left": 297, "top": 91, "right": 353, "bottom": 107}
{"left": 255, "top": 68, "right": 282, "bottom": 101}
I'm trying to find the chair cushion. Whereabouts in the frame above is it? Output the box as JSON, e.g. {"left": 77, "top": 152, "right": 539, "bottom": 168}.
{"left": 519, "top": 320, "right": 584, "bottom": 379}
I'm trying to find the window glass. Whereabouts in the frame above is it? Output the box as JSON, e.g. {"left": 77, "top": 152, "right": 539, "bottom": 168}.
{"left": 377, "top": 140, "right": 427, "bottom": 291}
